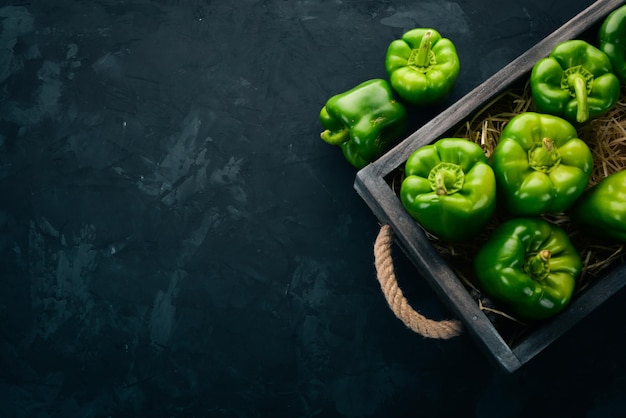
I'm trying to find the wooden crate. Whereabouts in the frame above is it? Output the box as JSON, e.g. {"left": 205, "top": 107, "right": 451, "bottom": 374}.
{"left": 354, "top": 0, "right": 626, "bottom": 372}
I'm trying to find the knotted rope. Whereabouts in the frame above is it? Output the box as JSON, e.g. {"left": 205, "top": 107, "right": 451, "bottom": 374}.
{"left": 373, "top": 224, "right": 463, "bottom": 339}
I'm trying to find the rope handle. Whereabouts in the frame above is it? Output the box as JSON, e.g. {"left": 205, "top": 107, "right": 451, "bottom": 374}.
{"left": 373, "top": 224, "right": 463, "bottom": 339}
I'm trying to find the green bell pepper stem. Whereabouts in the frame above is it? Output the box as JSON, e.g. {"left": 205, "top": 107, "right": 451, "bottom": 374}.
{"left": 320, "top": 126, "right": 349, "bottom": 145}
{"left": 570, "top": 170, "right": 626, "bottom": 242}
{"left": 319, "top": 79, "right": 407, "bottom": 169}
{"left": 430, "top": 162, "right": 464, "bottom": 196}
{"left": 530, "top": 40, "right": 620, "bottom": 124}
{"left": 569, "top": 72, "right": 588, "bottom": 123}
{"left": 411, "top": 30, "right": 433, "bottom": 68}
{"left": 435, "top": 171, "right": 448, "bottom": 195}
{"left": 492, "top": 112, "right": 593, "bottom": 216}
{"left": 528, "top": 137, "right": 560, "bottom": 171}
{"left": 523, "top": 249, "right": 551, "bottom": 281}
{"left": 400, "top": 138, "right": 496, "bottom": 242}
{"left": 599, "top": 4, "right": 626, "bottom": 84}
{"left": 474, "top": 218, "right": 581, "bottom": 320}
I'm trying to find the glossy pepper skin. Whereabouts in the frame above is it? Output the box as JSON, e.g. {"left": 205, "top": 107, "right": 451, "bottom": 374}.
{"left": 599, "top": 5, "right": 626, "bottom": 84}
{"left": 400, "top": 138, "right": 496, "bottom": 242}
{"left": 530, "top": 39, "right": 620, "bottom": 124}
{"left": 570, "top": 170, "right": 626, "bottom": 242}
{"left": 492, "top": 112, "right": 593, "bottom": 216}
{"left": 385, "top": 28, "right": 460, "bottom": 106}
{"left": 320, "top": 79, "right": 407, "bottom": 169}
{"left": 474, "top": 218, "right": 581, "bottom": 320}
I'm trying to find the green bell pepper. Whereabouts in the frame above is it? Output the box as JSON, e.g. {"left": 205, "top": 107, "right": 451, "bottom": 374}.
{"left": 530, "top": 39, "right": 620, "bottom": 124}
{"left": 400, "top": 137, "right": 496, "bottom": 242}
{"left": 385, "top": 28, "right": 460, "bottom": 106}
{"left": 570, "top": 170, "right": 626, "bottom": 242}
{"left": 492, "top": 112, "right": 593, "bottom": 216}
{"left": 320, "top": 79, "right": 407, "bottom": 169}
{"left": 599, "top": 5, "right": 626, "bottom": 84}
{"left": 474, "top": 217, "right": 581, "bottom": 320}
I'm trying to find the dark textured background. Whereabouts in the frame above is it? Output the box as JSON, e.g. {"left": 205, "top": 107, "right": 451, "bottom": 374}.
{"left": 2, "top": 0, "right": 626, "bottom": 417}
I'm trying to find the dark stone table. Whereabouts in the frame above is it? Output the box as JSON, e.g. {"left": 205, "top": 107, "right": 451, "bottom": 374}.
{"left": 1, "top": 1, "right": 625, "bottom": 416}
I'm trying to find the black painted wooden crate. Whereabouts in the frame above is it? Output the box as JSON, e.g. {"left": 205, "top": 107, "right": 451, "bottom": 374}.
{"left": 355, "top": 0, "right": 626, "bottom": 372}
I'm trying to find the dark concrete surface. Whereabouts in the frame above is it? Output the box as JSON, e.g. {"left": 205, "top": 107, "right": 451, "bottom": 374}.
{"left": 2, "top": 1, "right": 626, "bottom": 417}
